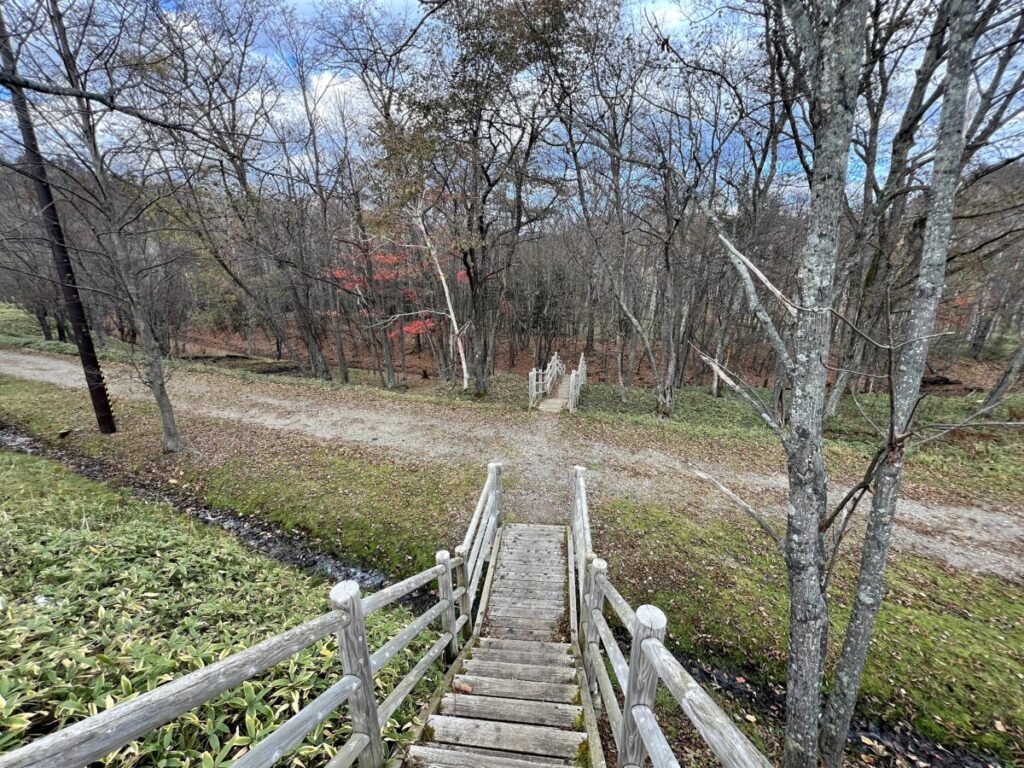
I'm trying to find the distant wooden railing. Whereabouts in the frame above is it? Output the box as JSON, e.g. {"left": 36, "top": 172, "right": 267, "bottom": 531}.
{"left": 0, "top": 465, "right": 504, "bottom": 768}
{"left": 569, "top": 466, "right": 771, "bottom": 768}
{"left": 568, "top": 353, "right": 587, "bottom": 413}
{"left": 529, "top": 351, "right": 565, "bottom": 408}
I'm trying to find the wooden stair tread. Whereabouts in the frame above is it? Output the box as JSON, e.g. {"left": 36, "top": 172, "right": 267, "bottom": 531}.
{"left": 440, "top": 693, "right": 581, "bottom": 728}
{"left": 463, "top": 659, "right": 576, "bottom": 684}
{"left": 425, "top": 715, "right": 586, "bottom": 759}
{"left": 477, "top": 638, "right": 572, "bottom": 653}
{"left": 408, "top": 744, "right": 569, "bottom": 767}
{"left": 470, "top": 647, "right": 576, "bottom": 667}
{"left": 453, "top": 674, "right": 579, "bottom": 703}
{"left": 485, "top": 626, "right": 567, "bottom": 641}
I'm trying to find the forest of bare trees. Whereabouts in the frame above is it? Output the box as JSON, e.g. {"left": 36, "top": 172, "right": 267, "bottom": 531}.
{"left": 2, "top": 0, "right": 1023, "bottom": 765}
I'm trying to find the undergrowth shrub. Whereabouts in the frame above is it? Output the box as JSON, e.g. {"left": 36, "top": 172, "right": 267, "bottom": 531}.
{"left": 0, "top": 451, "right": 439, "bottom": 767}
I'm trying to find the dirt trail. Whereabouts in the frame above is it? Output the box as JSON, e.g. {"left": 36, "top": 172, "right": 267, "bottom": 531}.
{"left": 2, "top": 349, "right": 1021, "bottom": 581}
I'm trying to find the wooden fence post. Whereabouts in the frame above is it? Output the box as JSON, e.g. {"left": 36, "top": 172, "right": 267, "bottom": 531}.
{"left": 330, "top": 582, "right": 384, "bottom": 768}
{"left": 619, "top": 604, "right": 667, "bottom": 767}
{"left": 583, "top": 556, "right": 605, "bottom": 704}
{"left": 491, "top": 462, "right": 503, "bottom": 524}
{"left": 453, "top": 544, "right": 472, "bottom": 640}
{"left": 436, "top": 550, "right": 459, "bottom": 662}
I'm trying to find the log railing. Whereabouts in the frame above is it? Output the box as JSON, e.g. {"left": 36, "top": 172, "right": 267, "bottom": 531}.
{"left": 0, "top": 465, "right": 504, "bottom": 768}
{"left": 569, "top": 466, "right": 771, "bottom": 768}
{"left": 529, "top": 350, "right": 565, "bottom": 408}
{"left": 568, "top": 352, "right": 587, "bottom": 413}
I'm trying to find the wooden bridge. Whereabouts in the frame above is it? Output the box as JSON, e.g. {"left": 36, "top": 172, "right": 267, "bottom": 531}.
{"left": 0, "top": 465, "right": 770, "bottom": 768}
{"left": 529, "top": 352, "right": 587, "bottom": 413}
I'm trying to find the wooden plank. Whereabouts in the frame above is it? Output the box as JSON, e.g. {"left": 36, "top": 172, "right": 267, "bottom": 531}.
{"left": 489, "top": 587, "right": 565, "bottom": 601}
{"left": 643, "top": 640, "right": 772, "bottom": 767}
{"left": 427, "top": 715, "right": 586, "bottom": 759}
{"left": 487, "top": 593, "right": 563, "bottom": 606}
{"left": 440, "top": 694, "right": 582, "bottom": 728}
{"left": 363, "top": 565, "right": 444, "bottom": 616}
{"left": 485, "top": 626, "right": 565, "bottom": 642}
{"left": 486, "top": 604, "right": 564, "bottom": 620}
{"left": 469, "top": 648, "right": 575, "bottom": 667}
{"left": 477, "top": 638, "right": 572, "bottom": 654}
{"left": 486, "top": 616, "right": 560, "bottom": 630}
{"left": 494, "top": 560, "right": 564, "bottom": 569}
{"left": 632, "top": 705, "right": 681, "bottom": 768}
{"left": 452, "top": 675, "right": 578, "bottom": 704}
{"left": 463, "top": 660, "right": 577, "bottom": 684}
{"left": 493, "top": 571, "right": 565, "bottom": 582}
{"left": 408, "top": 744, "right": 567, "bottom": 768}
{"left": 0, "top": 611, "right": 348, "bottom": 768}
{"left": 504, "top": 523, "right": 564, "bottom": 532}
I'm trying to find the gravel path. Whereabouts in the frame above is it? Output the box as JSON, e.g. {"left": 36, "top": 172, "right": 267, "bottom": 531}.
{"left": 2, "top": 349, "right": 1021, "bottom": 581}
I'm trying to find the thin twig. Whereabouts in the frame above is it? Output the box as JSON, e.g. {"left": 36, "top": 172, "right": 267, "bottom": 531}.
{"left": 690, "top": 464, "right": 785, "bottom": 554}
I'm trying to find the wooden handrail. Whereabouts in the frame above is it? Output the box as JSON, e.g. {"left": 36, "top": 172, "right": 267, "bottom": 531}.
{"left": 643, "top": 640, "right": 772, "bottom": 767}
{"left": 0, "top": 611, "right": 349, "bottom": 768}
{"left": 570, "top": 465, "right": 771, "bottom": 768}
{"left": 568, "top": 353, "right": 587, "bottom": 413}
{"left": 233, "top": 675, "right": 361, "bottom": 768}
{"left": 529, "top": 351, "right": 565, "bottom": 408}
{"left": 2, "top": 465, "right": 503, "bottom": 768}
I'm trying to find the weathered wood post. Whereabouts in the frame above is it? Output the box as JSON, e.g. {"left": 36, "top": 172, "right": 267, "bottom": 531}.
{"left": 330, "top": 581, "right": 384, "bottom": 768}
{"left": 436, "top": 550, "right": 459, "bottom": 661}
{"left": 491, "top": 462, "right": 503, "bottom": 525}
{"left": 583, "top": 556, "right": 605, "bottom": 704}
{"left": 453, "top": 544, "right": 473, "bottom": 640}
{"left": 619, "top": 604, "right": 667, "bottom": 767}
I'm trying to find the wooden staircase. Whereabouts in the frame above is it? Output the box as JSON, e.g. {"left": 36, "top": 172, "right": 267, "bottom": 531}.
{"left": 407, "top": 524, "right": 589, "bottom": 767}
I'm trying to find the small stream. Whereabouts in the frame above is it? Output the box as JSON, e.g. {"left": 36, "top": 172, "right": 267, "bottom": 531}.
{"left": 0, "top": 426, "right": 392, "bottom": 593}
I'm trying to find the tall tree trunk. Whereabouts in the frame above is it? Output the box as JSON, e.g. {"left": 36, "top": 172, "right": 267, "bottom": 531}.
{"left": 818, "top": 1, "right": 976, "bottom": 762}
{"left": 46, "top": 1, "right": 180, "bottom": 451}
{"left": 778, "top": 1, "right": 868, "bottom": 764}
{"left": 332, "top": 287, "right": 350, "bottom": 383}
{"left": 36, "top": 311, "right": 53, "bottom": 340}
{"left": 0, "top": 9, "right": 116, "bottom": 434}
{"left": 984, "top": 336, "right": 1024, "bottom": 409}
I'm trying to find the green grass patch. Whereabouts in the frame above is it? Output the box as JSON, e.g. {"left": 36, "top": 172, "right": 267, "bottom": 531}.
{"left": 0, "top": 302, "right": 147, "bottom": 364}
{"left": 595, "top": 497, "right": 1024, "bottom": 762}
{"left": 0, "top": 450, "right": 443, "bottom": 766}
{"left": 575, "top": 382, "right": 1024, "bottom": 504}
{"left": 201, "top": 453, "right": 479, "bottom": 575}
{"left": 0, "top": 375, "right": 481, "bottom": 578}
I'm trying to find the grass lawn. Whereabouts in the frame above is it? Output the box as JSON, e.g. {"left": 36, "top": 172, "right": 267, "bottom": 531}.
{"left": 0, "top": 375, "right": 481, "bottom": 577}
{"left": 0, "top": 450, "right": 443, "bottom": 767}
{"left": 571, "top": 382, "right": 1024, "bottom": 506}
{"left": 593, "top": 496, "right": 1024, "bottom": 763}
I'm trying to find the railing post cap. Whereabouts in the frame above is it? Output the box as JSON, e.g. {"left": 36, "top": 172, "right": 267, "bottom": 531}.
{"left": 574, "top": 465, "right": 587, "bottom": 475}
{"left": 636, "top": 604, "right": 667, "bottom": 633}
{"left": 330, "top": 580, "right": 361, "bottom": 606}
{"left": 591, "top": 557, "right": 608, "bottom": 573}
{"left": 455, "top": 544, "right": 467, "bottom": 556}
{"left": 436, "top": 549, "right": 450, "bottom": 563}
